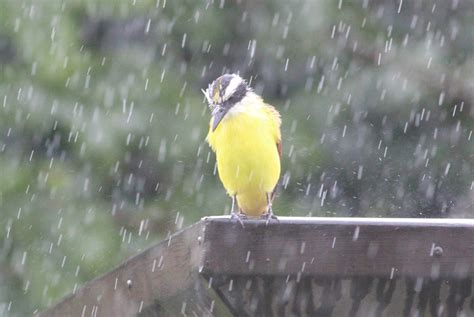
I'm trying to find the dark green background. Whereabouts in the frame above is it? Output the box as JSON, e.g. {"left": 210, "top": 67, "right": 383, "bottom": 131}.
{"left": 0, "top": 0, "right": 472, "bottom": 314}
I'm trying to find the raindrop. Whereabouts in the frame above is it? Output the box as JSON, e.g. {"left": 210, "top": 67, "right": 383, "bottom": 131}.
{"left": 245, "top": 251, "right": 251, "bottom": 263}
{"left": 6, "top": 222, "right": 11, "bottom": 239}
{"left": 309, "top": 56, "right": 316, "bottom": 69}
{"left": 317, "top": 76, "right": 325, "bottom": 93}
{"left": 249, "top": 39, "right": 257, "bottom": 59}
{"left": 21, "top": 251, "right": 27, "bottom": 265}
{"left": 426, "top": 57, "right": 432, "bottom": 69}
{"left": 352, "top": 226, "right": 360, "bottom": 241}
{"left": 444, "top": 163, "right": 451, "bottom": 176}
{"left": 300, "top": 242, "right": 306, "bottom": 254}
{"left": 158, "top": 255, "right": 164, "bottom": 268}
{"left": 24, "top": 280, "right": 30, "bottom": 293}
{"left": 397, "top": 0, "right": 403, "bottom": 13}
{"left": 321, "top": 190, "right": 327, "bottom": 206}
{"left": 438, "top": 92, "right": 445, "bottom": 105}
{"left": 210, "top": 300, "right": 215, "bottom": 312}
{"left": 145, "top": 19, "right": 151, "bottom": 34}
{"left": 158, "top": 139, "right": 167, "bottom": 163}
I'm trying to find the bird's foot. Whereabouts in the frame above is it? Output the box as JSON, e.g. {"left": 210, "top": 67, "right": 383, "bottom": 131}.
{"left": 261, "top": 212, "right": 279, "bottom": 226}
{"left": 230, "top": 212, "right": 247, "bottom": 228}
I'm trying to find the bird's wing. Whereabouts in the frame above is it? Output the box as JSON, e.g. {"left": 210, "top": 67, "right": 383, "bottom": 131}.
{"left": 264, "top": 104, "right": 281, "bottom": 156}
{"left": 206, "top": 118, "right": 216, "bottom": 152}
{"left": 277, "top": 140, "right": 282, "bottom": 160}
{"left": 264, "top": 103, "right": 282, "bottom": 200}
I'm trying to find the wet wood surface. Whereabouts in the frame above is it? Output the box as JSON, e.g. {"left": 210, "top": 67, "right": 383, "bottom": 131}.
{"left": 37, "top": 221, "right": 231, "bottom": 317}
{"left": 38, "top": 217, "right": 474, "bottom": 316}
{"left": 201, "top": 217, "right": 474, "bottom": 278}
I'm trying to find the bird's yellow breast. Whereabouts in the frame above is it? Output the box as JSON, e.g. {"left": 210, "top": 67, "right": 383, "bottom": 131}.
{"left": 207, "top": 96, "right": 281, "bottom": 216}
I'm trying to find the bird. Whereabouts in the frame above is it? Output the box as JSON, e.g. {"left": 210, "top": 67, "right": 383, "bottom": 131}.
{"left": 203, "top": 74, "right": 281, "bottom": 222}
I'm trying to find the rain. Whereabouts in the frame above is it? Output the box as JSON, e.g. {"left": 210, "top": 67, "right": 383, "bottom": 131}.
{"left": 0, "top": 0, "right": 473, "bottom": 316}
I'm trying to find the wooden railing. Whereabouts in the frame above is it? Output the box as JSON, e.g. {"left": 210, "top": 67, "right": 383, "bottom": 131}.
{"left": 38, "top": 217, "right": 474, "bottom": 317}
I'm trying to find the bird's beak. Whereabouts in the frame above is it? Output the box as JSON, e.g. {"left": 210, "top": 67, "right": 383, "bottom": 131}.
{"left": 212, "top": 106, "right": 229, "bottom": 131}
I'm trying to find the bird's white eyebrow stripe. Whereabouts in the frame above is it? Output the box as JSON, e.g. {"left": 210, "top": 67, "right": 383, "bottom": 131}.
{"left": 223, "top": 76, "right": 242, "bottom": 100}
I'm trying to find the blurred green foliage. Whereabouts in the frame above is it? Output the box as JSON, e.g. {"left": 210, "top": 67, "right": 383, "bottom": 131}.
{"left": 0, "top": 0, "right": 472, "bottom": 314}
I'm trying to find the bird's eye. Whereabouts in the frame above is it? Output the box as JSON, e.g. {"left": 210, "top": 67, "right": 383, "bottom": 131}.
{"left": 227, "top": 95, "right": 237, "bottom": 103}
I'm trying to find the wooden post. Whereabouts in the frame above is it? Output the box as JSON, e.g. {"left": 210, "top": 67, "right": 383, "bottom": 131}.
{"left": 38, "top": 217, "right": 474, "bottom": 316}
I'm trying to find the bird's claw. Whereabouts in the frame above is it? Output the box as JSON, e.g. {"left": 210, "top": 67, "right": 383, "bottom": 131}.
{"left": 230, "top": 212, "right": 247, "bottom": 228}
{"left": 261, "top": 213, "right": 279, "bottom": 225}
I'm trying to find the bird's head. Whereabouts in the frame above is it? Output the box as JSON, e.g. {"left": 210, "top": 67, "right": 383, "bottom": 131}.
{"left": 202, "top": 74, "right": 249, "bottom": 131}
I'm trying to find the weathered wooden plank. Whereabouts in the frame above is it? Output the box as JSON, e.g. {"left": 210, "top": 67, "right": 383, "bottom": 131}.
{"left": 201, "top": 217, "right": 474, "bottom": 278}
{"left": 209, "top": 275, "right": 474, "bottom": 316}
{"left": 39, "top": 216, "right": 474, "bottom": 316}
{"left": 37, "top": 222, "right": 232, "bottom": 317}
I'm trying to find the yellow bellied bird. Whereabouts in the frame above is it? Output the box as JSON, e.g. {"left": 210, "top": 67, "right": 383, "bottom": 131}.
{"left": 204, "top": 74, "right": 282, "bottom": 221}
